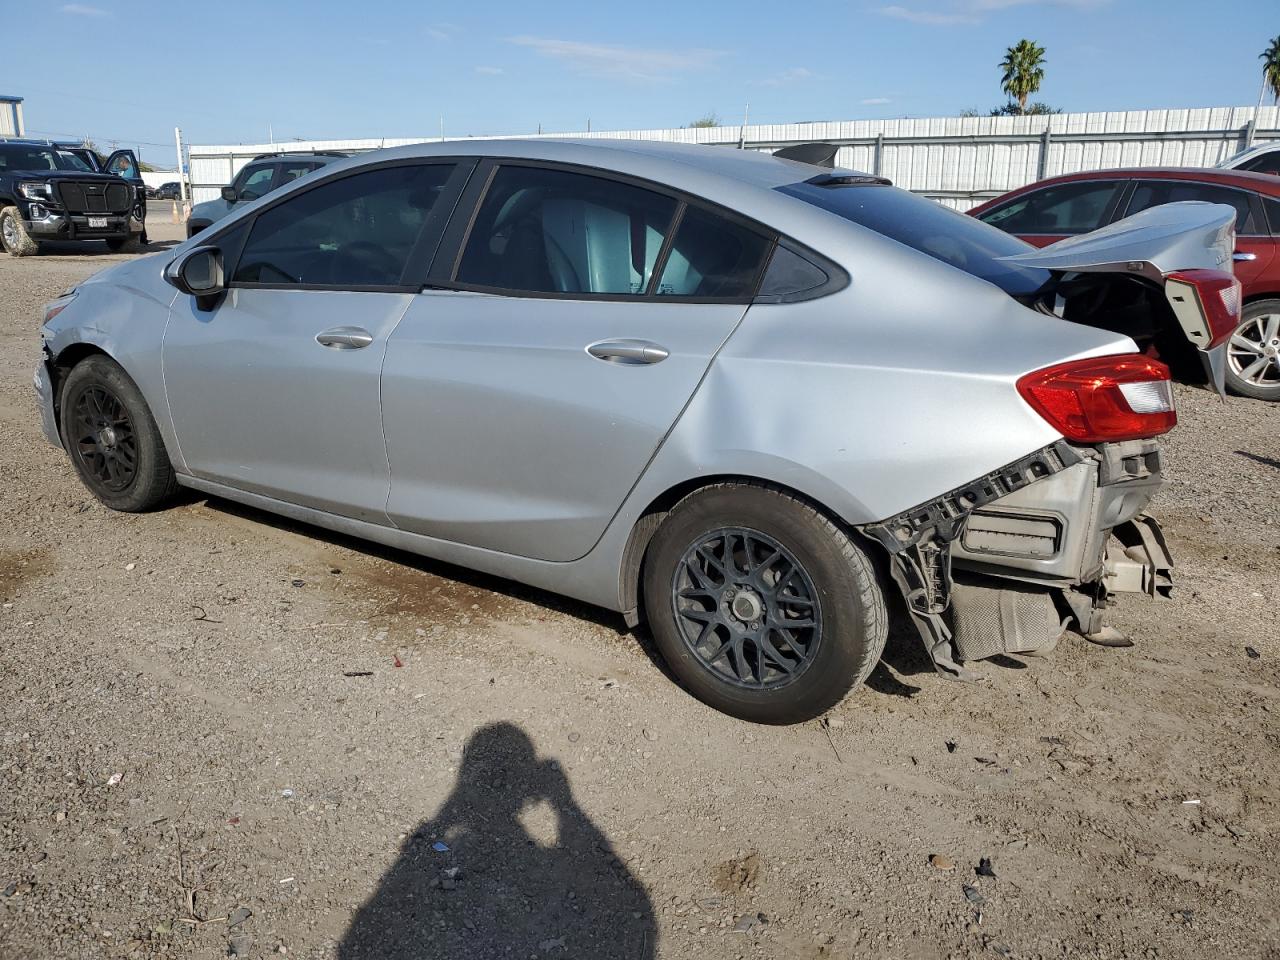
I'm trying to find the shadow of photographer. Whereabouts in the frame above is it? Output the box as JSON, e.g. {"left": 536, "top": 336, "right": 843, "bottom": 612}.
{"left": 339, "top": 722, "right": 657, "bottom": 959}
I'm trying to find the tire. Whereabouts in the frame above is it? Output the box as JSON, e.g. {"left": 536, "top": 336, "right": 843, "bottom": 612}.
{"left": 58, "top": 355, "right": 179, "bottom": 512}
{"left": 642, "top": 483, "right": 888, "bottom": 724}
{"left": 105, "top": 234, "right": 142, "bottom": 253}
{"left": 0, "top": 205, "right": 40, "bottom": 257}
{"left": 1225, "top": 299, "right": 1280, "bottom": 401}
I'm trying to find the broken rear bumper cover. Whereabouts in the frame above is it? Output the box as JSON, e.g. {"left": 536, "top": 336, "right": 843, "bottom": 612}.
{"left": 858, "top": 439, "right": 1173, "bottom": 678}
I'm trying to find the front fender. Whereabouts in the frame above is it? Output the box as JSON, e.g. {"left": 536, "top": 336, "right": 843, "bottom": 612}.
{"left": 42, "top": 263, "right": 185, "bottom": 472}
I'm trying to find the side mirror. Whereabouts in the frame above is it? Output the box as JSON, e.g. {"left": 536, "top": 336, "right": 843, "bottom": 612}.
{"left": 221, "top": 186, "right": 238, "bottom": 203}
{"left": 165, "top": 246, "right": 225, "bottom": 298}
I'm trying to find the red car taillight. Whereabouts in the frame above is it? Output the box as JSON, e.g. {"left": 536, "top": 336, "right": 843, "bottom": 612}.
{"left": 1016, "top": 355, "right": 1176, "bottom": 443}
{"left": 1164, "top": 268, "right": 1242, "bottom": 349}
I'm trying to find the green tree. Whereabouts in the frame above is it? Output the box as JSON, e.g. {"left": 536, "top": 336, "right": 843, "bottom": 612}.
{"left": 1262, "top": 35, "right": 1280, "bottom": 103}
{"left": 999, "top": 39, "right": 1046, "bottom": 115}
{"left": 688, "top": 112, "right": 720, "bottom": 128}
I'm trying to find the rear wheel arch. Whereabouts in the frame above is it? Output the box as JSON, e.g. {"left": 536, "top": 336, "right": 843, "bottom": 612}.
{"left": 619, "top": 474, "right": 883, "bottom": 628}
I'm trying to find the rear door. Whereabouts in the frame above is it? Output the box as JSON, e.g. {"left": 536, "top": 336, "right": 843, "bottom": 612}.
{"left": 1121, "top": 179, "right": 1276, "bottom": 293}
{"left": 381, "top": 161, "right": 776, "bottom": 561}
{"left": 975, "top": 179, "right": 1129, "bottom": 247}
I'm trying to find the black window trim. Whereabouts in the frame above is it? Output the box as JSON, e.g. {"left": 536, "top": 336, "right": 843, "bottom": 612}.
{"left": 1119, "top": 177, "right": 1270, "bottom": 239}
{"left": 975, "top": 177, "right": 1133, "bottom": 237}
{"left": 210, "top": 156, "right": 478, "bottom": 294}
{"left": 426, "top": 157, "right": 781, "bottom": 305}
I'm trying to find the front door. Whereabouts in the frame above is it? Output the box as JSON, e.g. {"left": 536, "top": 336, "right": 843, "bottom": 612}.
{"left": 162, "top": 160, "right": 462, "bottom": 522}
{"left": 382, "top": 163, "right": 776, "bottom": 562}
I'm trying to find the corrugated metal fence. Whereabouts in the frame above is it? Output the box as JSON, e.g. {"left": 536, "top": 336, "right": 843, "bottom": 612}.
{"left": 188, "top": 105, "right": 1280, "bottom": 208}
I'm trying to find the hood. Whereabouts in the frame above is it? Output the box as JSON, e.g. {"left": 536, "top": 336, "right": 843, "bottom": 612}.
{"left": 997, "top": 201, "right": 1235, "bottom": 278}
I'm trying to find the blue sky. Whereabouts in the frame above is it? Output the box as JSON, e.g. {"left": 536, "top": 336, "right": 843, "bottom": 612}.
{"left": 10, "top": 0, "right": 1279, "bottom": 169}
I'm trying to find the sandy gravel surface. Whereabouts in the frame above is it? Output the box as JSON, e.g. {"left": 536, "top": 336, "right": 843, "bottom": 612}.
{"left": 1, "top": 216, "right": 1278, "bottom": 959}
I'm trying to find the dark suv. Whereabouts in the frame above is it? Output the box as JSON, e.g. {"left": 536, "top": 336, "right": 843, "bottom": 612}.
{"left": 0, "top": 139, "right": 146, "bottom": 256}
{"left": 187, "top": 151, "right": 347, "bottom": 238}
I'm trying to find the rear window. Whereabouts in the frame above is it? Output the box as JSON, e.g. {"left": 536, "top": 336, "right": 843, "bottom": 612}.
{"left": 777, "top": 181, "right": 1051, "bottom": 297}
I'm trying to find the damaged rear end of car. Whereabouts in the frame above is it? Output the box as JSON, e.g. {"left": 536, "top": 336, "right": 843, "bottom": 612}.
{"left": 776, "top": 178, "right": 1239, "bottom": 679}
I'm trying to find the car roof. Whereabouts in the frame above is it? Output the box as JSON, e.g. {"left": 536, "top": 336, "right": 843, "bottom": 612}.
{"left": 1008, "top": 166, "right": 1280, "bottom": 197}
{"left": 314, "top": 138, "right": 834, "bottom": 192}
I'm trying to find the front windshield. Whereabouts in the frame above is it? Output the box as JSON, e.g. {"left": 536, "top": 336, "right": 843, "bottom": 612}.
{"left": 0, "top": 145, "right": 94, "bottom": 173}
{"left": 778, "top": 180, "right": 1053, "bottom": 297}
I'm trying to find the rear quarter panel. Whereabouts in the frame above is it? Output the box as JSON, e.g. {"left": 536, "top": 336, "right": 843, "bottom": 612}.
{"left": 630, "top": 234, "right": 1138, "bottom": 526}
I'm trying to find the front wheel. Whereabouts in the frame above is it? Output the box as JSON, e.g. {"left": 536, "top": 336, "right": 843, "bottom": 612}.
{"left": 59, "top": 355, "right": 179, "bottom": 511}
{"left": 0, "top": 205, "right": 40, "bottom": 257}
{"left": 1225, "top": 299, "right": 1280, "bottom": 401}
{"left": 643, "top": 483, "right": 888, "bottom": 724}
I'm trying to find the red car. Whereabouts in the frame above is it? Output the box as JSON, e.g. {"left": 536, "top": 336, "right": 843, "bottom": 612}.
{"left": 971, "top": 168, "right": 1280, "bottom": 400}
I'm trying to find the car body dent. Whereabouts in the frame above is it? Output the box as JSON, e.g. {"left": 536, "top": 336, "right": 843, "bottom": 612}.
{"left": 39, "top": 253, "right": 186, "bottom": 471}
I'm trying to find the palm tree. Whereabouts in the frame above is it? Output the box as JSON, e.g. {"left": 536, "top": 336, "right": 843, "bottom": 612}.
{"left": 1000, "top": 40, "right": 1046, "bottom": 116}
{"left": 1262, "top": 35, "right": 1280, "bottom": 103}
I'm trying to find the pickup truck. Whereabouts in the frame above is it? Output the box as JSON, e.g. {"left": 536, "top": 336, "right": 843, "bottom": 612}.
{"left": 0, "top": 139, "right": 146, "bottom": 257}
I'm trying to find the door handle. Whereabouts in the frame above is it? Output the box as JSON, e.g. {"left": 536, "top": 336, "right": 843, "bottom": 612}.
{"left": 1233, "top": 251, "right": 1258, "bottom": 262}
{"left": 585, "top": 339, "right": 669, "bottom": 365}
{"left": 316, "top": 326, "right": 374, "bottom": 349}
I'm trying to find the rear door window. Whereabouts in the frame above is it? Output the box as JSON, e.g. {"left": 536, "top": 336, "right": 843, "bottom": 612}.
{"left": 232, "top": 163, "right": 456, "bottom": 287}
{"left": 275, "top": 159, "right": 321, "bottom": 188}
{"left": 455, "top": 165, "right": 678, "bottom": 296}
{"left": 976, "top": 180, "right": 1125, "bottom": 235}
{"left": 655, "top": 205, "right": 773, "bottom": 298}
{"left": 1124, "top": 180, "right": 1262, "bottom": 235}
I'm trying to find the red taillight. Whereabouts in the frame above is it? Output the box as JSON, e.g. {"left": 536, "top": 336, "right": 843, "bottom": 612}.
{"left": 1016, "top": 355, "right": 1176, "bottom": 443}
{"left": 1164, "top": 269, "right": 1241, "bottom": 348}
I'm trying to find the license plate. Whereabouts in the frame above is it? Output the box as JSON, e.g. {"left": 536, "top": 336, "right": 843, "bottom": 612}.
{"left": 88, "top": 217, "right": 108, "bottom": 228}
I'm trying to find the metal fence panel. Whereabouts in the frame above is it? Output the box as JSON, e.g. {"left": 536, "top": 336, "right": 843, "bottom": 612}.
{"left": 188, "top": 106, "right": 1280, "bottom": 206}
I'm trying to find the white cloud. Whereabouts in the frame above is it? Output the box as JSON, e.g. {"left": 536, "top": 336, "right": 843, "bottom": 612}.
{"left": 426, "top": 24, "right": 459, "bottom": 41}
{"left": 508, "top": 36, "right": 724, "bottom": 83}
{"left": 861, "top": 97, "right": 893, "bottom": 105}
{"left": 879, "top": 4, "right": 978, "bottom": 24}
{"left": 879, "top": 0, "right": 1105, "bottom": 26}
{"left": 60, "top": 3, "right": 108, "bottom": 15}
{"left": 475, "top": 66, "right": 504, "bottom": 75}
{"left": 759, "top": 67, "right": 813, "bottom": 87}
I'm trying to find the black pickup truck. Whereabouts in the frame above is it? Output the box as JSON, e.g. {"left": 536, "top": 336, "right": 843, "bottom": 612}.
{"left": 0, "top": 139, "right": 147, "bottom": 257}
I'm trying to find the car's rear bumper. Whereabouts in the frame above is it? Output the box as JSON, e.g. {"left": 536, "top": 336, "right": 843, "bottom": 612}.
{"left": 950, "top": 438, "right": 1168, "bottom": 591}
{"left": 33, "top": 352, "right": 61, "bottom": 448}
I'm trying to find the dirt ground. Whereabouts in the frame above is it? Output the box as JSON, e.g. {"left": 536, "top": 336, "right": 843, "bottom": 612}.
{"left": 1, "top": 209, "right": 1278, "bottom": 960}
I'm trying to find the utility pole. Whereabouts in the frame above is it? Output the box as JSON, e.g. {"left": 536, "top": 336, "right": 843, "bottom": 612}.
{"left": 1248, "top": 72, "right": 1268, "bottom": 150}
{"left": 739, "top": 102, "right": 749, "bottom": 149}
{"left": 174, "top": 126, "right": 190, "bottom": 212}
{"left": 440, "top": 115, "right": 445, "bottom": 142}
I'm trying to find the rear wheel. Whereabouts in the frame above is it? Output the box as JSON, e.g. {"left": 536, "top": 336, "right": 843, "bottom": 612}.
{"left": 643, "top": 483, "right": 888, "bottom": 724}
{"left": 1225, "top": 299, "right": 1280, "bottom": 401}
{"left": 0, "top": 205, "right": 40, "bottom": 257}
{"left": 59, "top": 356, "right": 179, "bottom": 512}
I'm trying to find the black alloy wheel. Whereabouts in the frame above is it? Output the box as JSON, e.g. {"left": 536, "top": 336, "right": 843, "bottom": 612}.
{"left": 671, "top": 527, "right": 823, "bottom": 689}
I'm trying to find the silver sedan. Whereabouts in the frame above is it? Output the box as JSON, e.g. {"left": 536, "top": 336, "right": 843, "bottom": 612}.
{"left": 34, "top": 139, "right": 1239, "bottom": 722}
